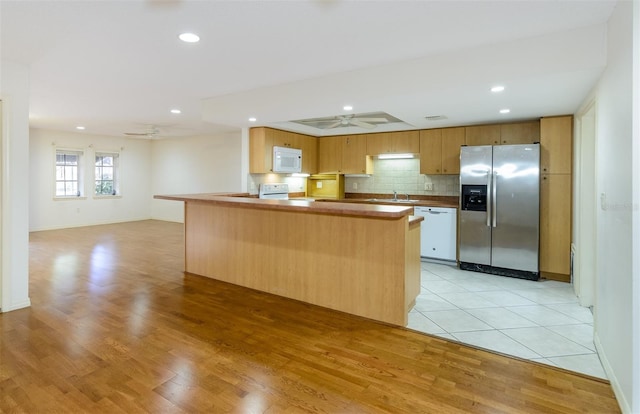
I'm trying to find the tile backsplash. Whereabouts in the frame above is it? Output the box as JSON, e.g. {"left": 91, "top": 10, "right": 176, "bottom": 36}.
{"left": 346, "top": 159, "right": 460, "bottom": 196}
{"left": 248, "top": 159, "right": 459, "bottom": 197}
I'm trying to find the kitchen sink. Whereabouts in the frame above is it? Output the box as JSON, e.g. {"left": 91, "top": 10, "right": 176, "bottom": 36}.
{"left": 366, "top": 198, "right": 420, "bottom": 203}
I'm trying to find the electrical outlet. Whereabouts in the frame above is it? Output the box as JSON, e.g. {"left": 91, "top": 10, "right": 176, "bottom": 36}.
{"left": 424, "top": 183, "right": 433, "bottom": 191}
{"left": 353, "top": 182, "right": 358, "bottom": 190}
{"left": 316, "top": 181, "right": 323, "bottom": 189}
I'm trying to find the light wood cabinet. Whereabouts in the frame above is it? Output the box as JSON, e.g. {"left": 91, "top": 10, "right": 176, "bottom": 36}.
{"left": 538, "top": 115, "right": 573, "bottom": 281}
{"left": 540, "top": 173, "right": 572, "bottom": 278}
{"left": 541, "top": 116, "right": 573, "bottom": 174}
{"left": 441, "top": 127, "right": 466, "bottom": 174}
{"left": 249, "top": 127, "right": 317, "bottom": 174}
{"left": 419, "top": 127, "right": 465, "bottom": 175}
{"left": 465, "top": 124, "right": 500, "bottom": 146}
{"left": 318, "top": 134, "right": 372, "bottom": 174}
{"left": 366, "top": 131, "right": 419, "bottom": 155}
{"left": 500, "top": 121, "right": 540, "bottom": 145}
{"left": 466, "top": 121, "right": 540, "bottom": 146}
{"left": 341, "top": 134, "right": 370, "bottom": 174}
{"left": 297, "top": 133, "right": 318, "bottom": 174}
{"left": 419, "top": 129, "right": 442, "bottom": 174}
{"left": 318, "top": 136, "right": 343, "bottom": 173}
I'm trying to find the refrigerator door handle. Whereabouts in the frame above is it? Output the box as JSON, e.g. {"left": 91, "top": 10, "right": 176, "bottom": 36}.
{"left": 492, "top": 171, "right": 498, "bottom": 227}
{"left": 486, "top": 171, "right": 492, "bottom": 227}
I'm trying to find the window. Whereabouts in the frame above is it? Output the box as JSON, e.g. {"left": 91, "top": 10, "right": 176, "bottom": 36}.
{"left": 55, "top": 150, "right": 83, "bottom": 197}
{"left": 95, "top": 152, "right": 119, "bottom": 196}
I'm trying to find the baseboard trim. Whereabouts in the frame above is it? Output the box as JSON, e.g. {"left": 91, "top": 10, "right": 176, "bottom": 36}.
{"left": 594, "top": 332, "right": 630, "bottom": 413}
{"left": 1, "top": 298, "right": 31, "bottom": 313}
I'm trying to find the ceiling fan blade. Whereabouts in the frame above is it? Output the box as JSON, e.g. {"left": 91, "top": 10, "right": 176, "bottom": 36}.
{"left": 325, "top": 121, "right": 343, "bottom": 129}
{"left": 299, "top": 119, "right": 340, "bottom": 123}
{"left": 353, "top": 117, "right": 388, "bottom": 123}
{"left": 350, "top": 120, "right": 376, "bottom": 129}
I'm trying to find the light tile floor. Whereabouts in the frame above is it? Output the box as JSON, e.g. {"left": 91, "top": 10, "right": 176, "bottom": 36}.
{"left": 407, "top": 261, "right": 607, "bottom": 379}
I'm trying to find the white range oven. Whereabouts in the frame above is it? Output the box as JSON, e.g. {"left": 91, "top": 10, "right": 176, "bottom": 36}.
{"left": 258, "top": 183, "right": 289, "bottom": 200}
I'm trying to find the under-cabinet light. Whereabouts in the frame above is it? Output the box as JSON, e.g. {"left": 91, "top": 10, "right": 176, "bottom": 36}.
{"left": 290, "top": 173, "right": 310, "bottom": 177}
{"left": 378, "top": 153, "right": 414, "bottom": 160}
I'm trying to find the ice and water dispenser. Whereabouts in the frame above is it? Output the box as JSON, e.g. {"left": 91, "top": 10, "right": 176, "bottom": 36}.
{"left": 461, "top": 185, "right": 487, "bottom": 212}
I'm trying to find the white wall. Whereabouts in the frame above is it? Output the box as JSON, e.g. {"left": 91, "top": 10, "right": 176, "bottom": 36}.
{"left": 586, "top": 1, "right": 637, "bottom": 412}
{"left": 0, "top": 60, "right": 31, "bottom": 312}
{"left": 150, "top": 132, "right": 243, "bottom": 222}
{"left": 29, "top": 129, "right": 152, "bottom": 231}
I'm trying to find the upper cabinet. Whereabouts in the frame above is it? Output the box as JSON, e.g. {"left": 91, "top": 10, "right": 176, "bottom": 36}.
{"left": 465, "top": 122, "right": 540, "bottom": 146}
{"left": 540, "top": 116, "right": 573, "bottom": 174}
{"left": 250, "top": 127, "right": 318, "bottom": 174}
{"left": 318, "top": 135, "right": 343, "bottom": 173}
{"left": 366, "top": 131, "right": 419, "bottom": 155}
{"left": 419, "top": 129, "right": 442, "bottom": 174}
{"left": 465, "top": 125, "right": 500, "bottom": 146}
{"left": 500, "top": 121, "right": 540, "bottom": 145}
{"left": 341, "top": 134, "right": 371, "bottom": 174}
{"left": 318, "top": 134, "right": 372, "bottom": 174}
{"left": 441, "top": 127, "right": 466, "bottom": 174}
{"left": 419, "top": 127, "right": 465, "bottom": 175}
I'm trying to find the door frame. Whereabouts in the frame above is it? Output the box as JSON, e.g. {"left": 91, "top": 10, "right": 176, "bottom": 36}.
{"left": 573, "top": 101, "right": 597, "bottom": 308}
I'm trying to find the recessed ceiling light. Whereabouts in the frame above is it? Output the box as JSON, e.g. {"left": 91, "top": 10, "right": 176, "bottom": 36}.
{"left": 170, "top": 109, "right": 181, "bottom": 114}
{"left": 179, "top": 32, "right": 200, "bottom": 43}
{"left": 76, "top": 126, "right": 85, "bottom": 130}
{"left": 499, "top": 109, "right": 511, "bottom": 114}
{"left": 491, "top": 86, "right": 505, "bottom": 93}
{"left": 248, "top": 117, "right": 257, "bottom": 122}
{"left": 343, "top": 105, "right": 353, "bottom": 111}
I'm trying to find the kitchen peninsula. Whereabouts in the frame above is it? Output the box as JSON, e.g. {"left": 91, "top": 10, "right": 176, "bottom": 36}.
{"left": 154, "top": 193, "right": 422, "bottom": 326}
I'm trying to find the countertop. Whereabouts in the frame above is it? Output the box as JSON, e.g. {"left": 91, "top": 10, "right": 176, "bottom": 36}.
{"left": 154, "top": 193, "right": 418, "bottom": 220}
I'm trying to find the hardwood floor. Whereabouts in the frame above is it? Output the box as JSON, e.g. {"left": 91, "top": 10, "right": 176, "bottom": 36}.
{"left": 1, "top": 220, "right": 619, "bottom": 413}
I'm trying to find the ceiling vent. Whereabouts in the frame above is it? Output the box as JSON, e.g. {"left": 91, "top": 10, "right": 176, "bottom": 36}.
{"left": 425, "top": 115, "right": 448, "bottom": 121}
{"left": 291, "top": 111, "right": 403, "bottom": 130}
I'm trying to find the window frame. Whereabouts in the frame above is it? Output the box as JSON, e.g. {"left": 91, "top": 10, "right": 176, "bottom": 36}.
{"left": 94, "top": 151, "right": 121, "bottom": 198}
{"left": 54, "top": 148, "right": 85, "bottom": 199}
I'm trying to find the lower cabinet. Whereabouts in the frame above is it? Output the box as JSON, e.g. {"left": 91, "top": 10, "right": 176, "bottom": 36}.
{"left": 539, "top": 173, "right": 572, "bottom": 280}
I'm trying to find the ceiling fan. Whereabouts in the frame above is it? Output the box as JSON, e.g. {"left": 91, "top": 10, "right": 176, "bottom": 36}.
{"left": 300, "top": 114, "right": 389, "bottom": 129}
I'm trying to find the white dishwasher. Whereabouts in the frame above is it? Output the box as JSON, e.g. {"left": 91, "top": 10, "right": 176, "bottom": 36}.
{"left": 414, "top": 206, "right": 457, "bottom": 262}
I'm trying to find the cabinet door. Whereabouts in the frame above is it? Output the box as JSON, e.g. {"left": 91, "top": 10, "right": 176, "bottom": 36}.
{"left": 441, "top": 127, "right": 465, "bottom": 174}
{"left": 419, "top": 129, "right": 442, "bottom": 174}
{"left": 540, "top": 173, "right": 571, "bottom": 276}
{"left": 500, "top": 121, "right": 540, "bottom": 145}
{"left": 271, "top": 129, "right": 297, "bottom": 148}
{"left": 297, "top": 133, "right": 318, "bottom": 174}
{"left": 541, "top": 116, "right": 573, "bottom": 174}
{"left": 342, "top": 134, "right": 368, "bottom": 174}
{"left": 249, "top": 127, "right": 273, "bottom": 173}
{"left": 465, "top": 125, "right": 500, "bottom": 146}
{"left": 390, "top": 130, "right": 419, "bottom": 153}
{"left": 366, "top": 132, "right": 390, "bottom": 155}
{"left": 318, "top": 136, "right": 343, "bottom": 173}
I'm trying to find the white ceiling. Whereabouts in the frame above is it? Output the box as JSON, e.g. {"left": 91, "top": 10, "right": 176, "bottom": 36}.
{"left": 1, "top": 0, "right": 617, "bottom": 138}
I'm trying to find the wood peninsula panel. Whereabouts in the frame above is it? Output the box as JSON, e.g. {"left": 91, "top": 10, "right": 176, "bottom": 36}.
{"left": 184, "top": 201, "right": 418, "bottom": 326}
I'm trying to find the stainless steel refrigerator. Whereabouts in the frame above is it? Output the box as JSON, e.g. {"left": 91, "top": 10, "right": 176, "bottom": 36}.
{"left": 459, "top": 144, "right": 540, "bottom": 280}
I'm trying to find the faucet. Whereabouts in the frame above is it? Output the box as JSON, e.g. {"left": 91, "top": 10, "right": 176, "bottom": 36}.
{"left": 405, "top": 193, "right": 410, "bottom": 201}
{"left": 392, "top": 190, "right": 398, "bottom": 201}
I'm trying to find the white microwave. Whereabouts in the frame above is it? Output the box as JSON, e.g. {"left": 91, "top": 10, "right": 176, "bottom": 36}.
{"left": 273, "top": 146, "right": 302, "bottom": 173}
